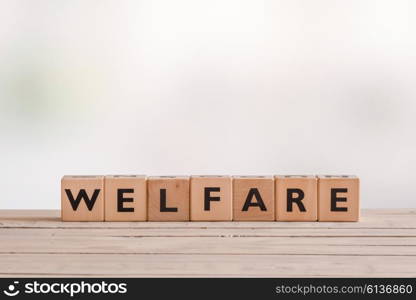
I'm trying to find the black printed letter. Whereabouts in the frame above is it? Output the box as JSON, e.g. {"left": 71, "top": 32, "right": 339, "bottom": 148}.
{"left": 65, "top": 189, "right": 100, "bottom": 211}
{"left": 242, "top": 188, "right": 267, "bottom": 211}
{"left": 331, "top": 188, "right": 348, "bottom": 212}
{"left": 160, "top": 189, "right": 178, "bottom": 212}
{"left": 287, "top": 188, "right": 306, "bottom": 212}
{"left": 117, "top": 188, "right": 134, "bottom": 212}
{"left": 204, "top": 187, "right": 220, "bottom": 211}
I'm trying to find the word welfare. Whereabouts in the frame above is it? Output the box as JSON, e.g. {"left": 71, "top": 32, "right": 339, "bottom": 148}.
{"left": 61, "top": 175, "right": 360, "bottom": 222}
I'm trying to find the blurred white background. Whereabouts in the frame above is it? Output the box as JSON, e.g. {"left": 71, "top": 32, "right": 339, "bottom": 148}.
{"left": 0, "top": 0, "right": 415, "bottom": 209}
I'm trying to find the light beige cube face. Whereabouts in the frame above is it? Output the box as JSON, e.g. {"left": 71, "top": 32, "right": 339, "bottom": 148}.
{"left": 275, "top": 175, "right": 317, "bottom": 221}
{"left": 190, "top": 176, "right": 232, "bottom": 221}
{"left": 318, "top": 175, "right": 360, "bottom": 222}
{"left": 233, "top": 176, "right": 275, "bottom": 221}
{"left": 61, "top": 175, "right": 104, "bottom": 221}
{"left": 147, "top": 176, "right": 190, "bottom": 221}
{"left": 104, "top": 175, "right": 147, "bottom": 221}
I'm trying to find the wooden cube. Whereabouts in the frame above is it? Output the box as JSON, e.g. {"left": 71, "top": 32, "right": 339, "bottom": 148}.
{"left": 190, "top": 176, "right": 232, "bottom": 221}
{"left": 61, "top": 175, "right": 104, "bottom": 221}
{"left": 318, "top": 175, "right": 360, "bottom": 222}
{"left": 233, "top": 176, "right": 274, "bottom": 221}
{"left": 104, "top": 175, "right": 147, "bottom": 221}
{"left": 147, "top": 176, "right": 190, "bottom": 221}
{"left": 275, "top": 175, "right": 317, "bottom": 221}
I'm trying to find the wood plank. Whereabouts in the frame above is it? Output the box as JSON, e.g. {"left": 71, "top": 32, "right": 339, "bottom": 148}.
{"left": 1, "top": 254, "right": 415, "bottom": 277}
{"left": 2, "top": 228, "right": 416, "bottom": 241}
{"left": 1, "top": 209, "right": 415, "bottom": 277}
{"left": 1, "top": 209, "right": 416, "bottom": 229}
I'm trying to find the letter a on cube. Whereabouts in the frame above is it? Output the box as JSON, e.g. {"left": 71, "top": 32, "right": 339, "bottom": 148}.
{"left": 233, "top": 176, "right": 274, "bottom": 221}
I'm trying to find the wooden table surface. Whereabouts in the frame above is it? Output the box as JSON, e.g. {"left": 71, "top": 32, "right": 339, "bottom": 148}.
{"left": 0, "top": 209, "right": 415, "bottom": 277}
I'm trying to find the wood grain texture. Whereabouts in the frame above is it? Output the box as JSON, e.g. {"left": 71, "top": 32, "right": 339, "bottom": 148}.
{"left": 147, "top": 176, "right": 190, "bottom": 221}
{"left": 190, "top": 176, "right": 232, "bottom": 221}
{"left": 0, "top": 209, "right": 415, "bottom": 277}
{"left": 104, "top": 175, "right": 147, "bottom": 221}
{"left": 318, "top": 175, "right": 360, "bottom": 222}
{"left": 275, "top": 175, "right": 317, "bottom": 221}
{"left": 61, "top": 176, "right": 104, "bottom": 221}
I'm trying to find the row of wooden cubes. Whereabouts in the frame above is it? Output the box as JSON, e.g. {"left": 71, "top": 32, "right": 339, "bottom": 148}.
{"left": 61, "top": 175, "right": 359, "bottom": 222}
